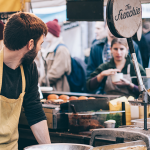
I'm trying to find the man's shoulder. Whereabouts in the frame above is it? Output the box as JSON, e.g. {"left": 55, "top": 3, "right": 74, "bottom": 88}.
{"left": 92, "top": 37, "right": 107, "bottom": 46}
{"left": 90, "top": 38, "right": 107, "bottom": 55}
{"left": 22, "top": 61, "right": 37, "bottom": 74}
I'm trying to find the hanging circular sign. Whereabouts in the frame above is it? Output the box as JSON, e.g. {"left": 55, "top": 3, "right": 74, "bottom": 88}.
{"left": 106, "top": 0, "right": 142, "bottom": 38}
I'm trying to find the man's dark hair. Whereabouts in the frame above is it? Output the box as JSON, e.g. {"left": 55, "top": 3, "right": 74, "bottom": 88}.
{"left": 4, "top": 12, "right": 48, "bottom": 50}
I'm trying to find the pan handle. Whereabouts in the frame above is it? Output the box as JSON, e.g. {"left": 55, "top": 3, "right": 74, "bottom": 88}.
{"left": 70, "top": 104, "right": 77, "bottom": 114}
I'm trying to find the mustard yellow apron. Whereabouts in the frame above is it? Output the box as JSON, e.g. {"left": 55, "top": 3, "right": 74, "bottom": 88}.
{"left": 0, "top": 49, "right": 26, "bottom": 150}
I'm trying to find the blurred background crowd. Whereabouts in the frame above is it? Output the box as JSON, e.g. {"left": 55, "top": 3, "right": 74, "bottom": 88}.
{"left": 1, "top": 1, "right": 150, "bottom": 98}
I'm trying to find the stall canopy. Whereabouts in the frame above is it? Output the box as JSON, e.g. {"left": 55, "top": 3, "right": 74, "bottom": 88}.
{"left": 0, "top": 0, "right": 66, "bottom": 13}
{"left": 31, "top": 0, "right": 66, "bottom": 8}
{"left": 31, "top": 0, "right": 150, "bottom": 9}
{"left": 0, "top": 0, "right": 24, "bottom": 12}
{"left": 33, "top": 5, "right": 66, "bottom": 23}
{"left": 0, "top": 0, "right": 150, "bottom": 12}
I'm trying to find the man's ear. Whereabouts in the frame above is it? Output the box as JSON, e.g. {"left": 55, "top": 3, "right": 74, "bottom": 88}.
{"left": 27, "top": 39, "right": 34, "bottom": 50}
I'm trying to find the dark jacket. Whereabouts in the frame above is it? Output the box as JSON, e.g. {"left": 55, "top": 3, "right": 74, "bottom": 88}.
{"left": 143, "top": 32, "right": 150, "bottom": 68}
{"left": 144, "top": 31, "right": 150, "bottom": 53}
{"left": 134, "top": 34, "right": 149, "bottom": 68}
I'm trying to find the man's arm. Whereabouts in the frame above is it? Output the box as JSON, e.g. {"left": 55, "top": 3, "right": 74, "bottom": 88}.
{"left": 30, "top": 120, "right": 51, "bottom": 144}
{"left": 23, "top": 63, "right": 51, "bottom": 143}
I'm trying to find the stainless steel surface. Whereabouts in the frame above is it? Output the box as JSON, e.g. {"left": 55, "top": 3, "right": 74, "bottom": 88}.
{"left": 131, "top": 118, "right": 150, "bottom": 128}
{"left": 90, "top": 128, "right": 150, "bottom": 148}
{"left": 93, "top": 140, "right": 146, "bottom": 150}
{"left": 24, "top": 143, "right": 93, "bottom": 150}
{"left": 42, "top": 91, "right": 120, "bottom": 98}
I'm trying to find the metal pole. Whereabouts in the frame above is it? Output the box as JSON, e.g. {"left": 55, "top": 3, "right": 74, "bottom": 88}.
{"left": 144, "top": 103, "right": 147, "bottom": 130}
{"left": 127, "top": 38, "right": 148, "bottom": 130}
{"left": 25, "top": 1, "right": 31, "bottom": 12}
{"left": 127, "top": 38, "right": 144, "bottom": 92}
{"left": 143, "top": 91, "right": 148, "bottom": 130}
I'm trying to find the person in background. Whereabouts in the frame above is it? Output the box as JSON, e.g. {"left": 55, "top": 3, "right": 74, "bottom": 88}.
{"left": 142, "top": 21, "right": 150, "bottom": 67}
{"left": 84, "top": 21, "right": 107, "bottom": 64}
{"left": 86, "top": 25, "right": 143, "bottom": 94}
{"left": 92, "top": 21, "right": 107, "bottom": 45}
{"left": 35, "top": 19, "right": 71, "bottom": 92}
{"left": 133, "top": 34, "right": 149, "bottom": 68}
{"left": 0, "top": 20, "right": 4, "bottom": 50}
{"left": 0, "top": 12, "right": 51, "bottom": 149}
{"left": 86, "top": 38, "right": 146, "bottom": 97}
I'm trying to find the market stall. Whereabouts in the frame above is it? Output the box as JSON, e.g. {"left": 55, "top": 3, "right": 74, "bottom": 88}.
{"left": 20, "top": 0, "right": 150, "bottom": 150}
{"left": 18, "top": 92, "right": 126, "bottom": 150}
{"left": 1, "top": 0, "right": 150, "bottom": 150}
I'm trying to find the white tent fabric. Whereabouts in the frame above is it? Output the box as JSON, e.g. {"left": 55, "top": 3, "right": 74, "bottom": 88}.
{"left": 33, "top": 5, "right": 66, "bottom": 14}
{"left": 31, "top": 0, "right": 150, "bottom": 9}
{"left": 31, "top": 0, "right": 66, "bottom": 8}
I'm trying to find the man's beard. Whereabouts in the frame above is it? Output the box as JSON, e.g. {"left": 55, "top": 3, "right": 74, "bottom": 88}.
{"left": 21, "top": 46, "right": 37, "bottom": 65}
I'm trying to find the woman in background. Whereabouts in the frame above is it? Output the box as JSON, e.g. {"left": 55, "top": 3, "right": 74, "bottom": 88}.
{"left": 86, "top": 38, "right": 146, "bottom": 97}
{"left": 35, "top": 19, "right": 71, "bottom": 92}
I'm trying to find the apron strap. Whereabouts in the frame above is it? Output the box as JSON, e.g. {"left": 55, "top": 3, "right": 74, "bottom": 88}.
{"left": 20, "top": 65, "right": 26, "bottom": 93}
{"left": 0, "top": 48, "right": 3, "bottom": 93}
{"left": 0, "top": 48, "right": 26, "bottom": 94}
{"left": 127, "top": 64, "right": 130, "bottom": 74}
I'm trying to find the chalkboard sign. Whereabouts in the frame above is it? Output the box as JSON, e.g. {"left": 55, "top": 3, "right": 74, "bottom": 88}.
{"left": 67, "top": 0, "right": 104, "bottom": 21}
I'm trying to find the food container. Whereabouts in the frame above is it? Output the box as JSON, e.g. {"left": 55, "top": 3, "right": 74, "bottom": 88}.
{"left": 24, "top": 143, "right": 93, "bottom": 150}
{"left": 68, "top": 112, "right": 95, "bottom": 133}
{"left": 145, "top": 68, "right": 150, "bottom": 78}
{"left": 111, "top": 73, "right": 123, "bottom": 82}
{"left": 67, "top": 111, "right": 123, "bottom": 133}
{"left": 104, "top": 120, "right": 116, "bottom": 128}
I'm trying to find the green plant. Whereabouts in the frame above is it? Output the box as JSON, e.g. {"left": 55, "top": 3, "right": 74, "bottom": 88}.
{"left": 106, "top": 113, "right": 122, "bottom": 128}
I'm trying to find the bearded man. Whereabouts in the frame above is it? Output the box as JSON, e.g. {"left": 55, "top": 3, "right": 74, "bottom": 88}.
{"left": 0, "top": 12, "right": 51, "bottom": 150}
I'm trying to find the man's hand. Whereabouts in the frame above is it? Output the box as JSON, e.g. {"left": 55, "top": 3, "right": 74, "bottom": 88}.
{"left": 113, "top": 78, "right": 134, "bottom": 89}
{"left": 30, "top": 120, "right": 51, "bottom": 144}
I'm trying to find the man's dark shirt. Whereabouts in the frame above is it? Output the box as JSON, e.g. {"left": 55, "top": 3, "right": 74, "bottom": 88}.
{"left": 1, "top": 62, "right": 46, "bottom": 126}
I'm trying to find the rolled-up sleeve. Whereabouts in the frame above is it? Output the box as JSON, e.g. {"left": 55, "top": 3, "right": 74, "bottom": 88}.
{"left": 23, "top": 63, "right": 46, "bottom": 126}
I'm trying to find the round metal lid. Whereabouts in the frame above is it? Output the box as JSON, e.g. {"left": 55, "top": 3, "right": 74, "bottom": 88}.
{"left": 24, "top": 143, "right": 93, "bottom": 150}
